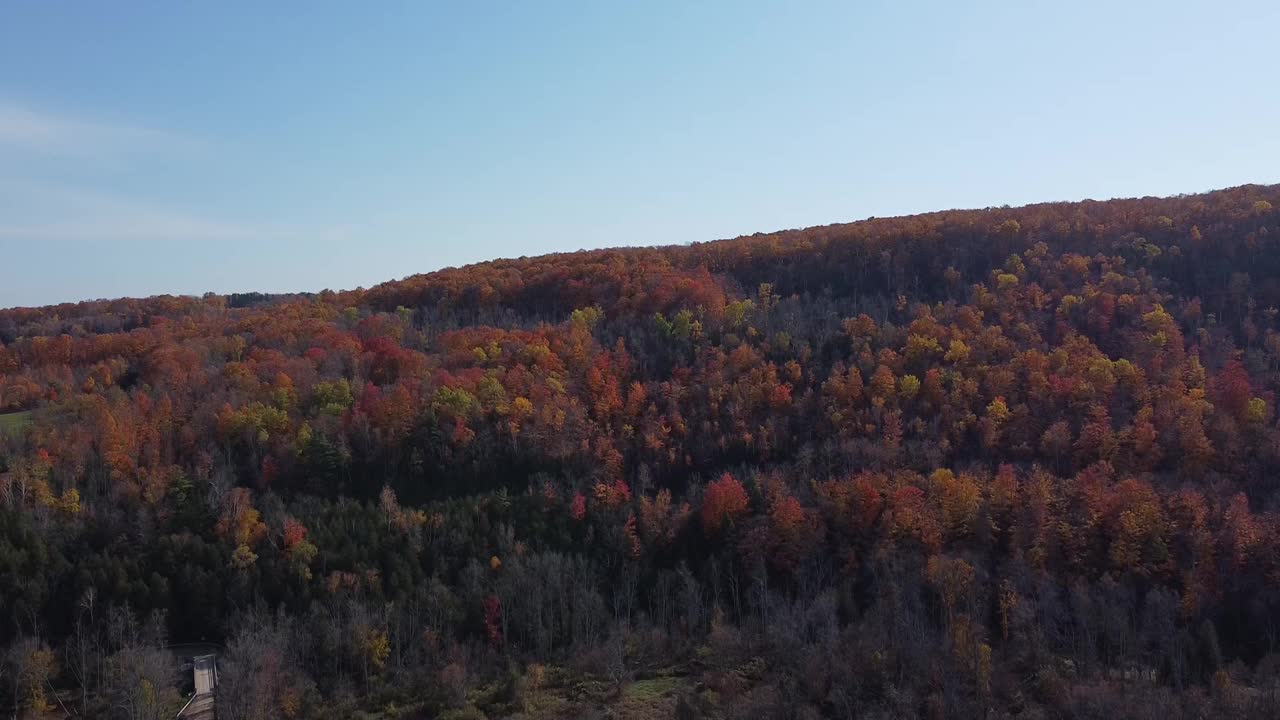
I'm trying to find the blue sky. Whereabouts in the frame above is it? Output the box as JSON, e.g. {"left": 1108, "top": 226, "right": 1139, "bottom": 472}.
{"left": 2, "top": 1, "right": 1278, "bottom": 308}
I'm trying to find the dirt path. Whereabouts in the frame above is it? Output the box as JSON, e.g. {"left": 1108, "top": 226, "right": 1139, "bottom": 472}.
{"left": 179, "top": 654, "right": 218, "bottom": 719}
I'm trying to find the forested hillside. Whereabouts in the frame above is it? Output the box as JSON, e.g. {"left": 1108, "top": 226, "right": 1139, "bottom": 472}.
{"left": 4, "top": 184, "right": 1280, "bottom": 718}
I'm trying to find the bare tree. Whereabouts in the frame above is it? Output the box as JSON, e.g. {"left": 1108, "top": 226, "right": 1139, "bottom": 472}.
{"left": 64, "top": 588, "right": 100, "bottom": 713}
{"left": 217, "top": 614, "right": 313, "bottom": 720}
{"left": 106, "top": 643, "right": 178, "bottom": 720}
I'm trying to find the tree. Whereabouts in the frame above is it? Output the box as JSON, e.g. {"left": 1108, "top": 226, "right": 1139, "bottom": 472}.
{"left": 65, "top": 589, "right": 101, "bottom": 713}
{"left": 6, "top": 637, "right": 56, "bottom": 715}
{"left": 106, "top": 644, "right": 179, "bottom": 720}
{"left": 702, "top": 473, "right": 750, "bottom": 535}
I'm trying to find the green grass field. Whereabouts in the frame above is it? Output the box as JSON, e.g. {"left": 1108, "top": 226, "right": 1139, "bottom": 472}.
{"left": 0, "top": 410, "right": 33, "bottom": 435}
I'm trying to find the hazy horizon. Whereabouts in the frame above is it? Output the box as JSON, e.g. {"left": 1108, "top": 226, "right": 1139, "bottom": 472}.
{"left": 3, "top": 0, "right": 1279, "bottom": 307}
{"left": 0, "top": 181, "right": 1266, "bottom": 310}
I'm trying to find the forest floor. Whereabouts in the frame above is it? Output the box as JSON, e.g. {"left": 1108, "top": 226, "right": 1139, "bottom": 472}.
{"left": 331, "top": 655, "right": 766, "bottom": 720}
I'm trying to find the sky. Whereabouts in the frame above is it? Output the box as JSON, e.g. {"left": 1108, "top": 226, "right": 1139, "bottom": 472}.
{"left": 2, "top": 1, "right": 1278, "bottom": 308}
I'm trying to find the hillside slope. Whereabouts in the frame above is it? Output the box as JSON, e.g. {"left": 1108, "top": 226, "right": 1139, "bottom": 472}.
{"left": 3, "top": 184, "right": 1280, "bottom": 718}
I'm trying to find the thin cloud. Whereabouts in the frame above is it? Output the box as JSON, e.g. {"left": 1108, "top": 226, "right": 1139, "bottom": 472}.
{"left": 0, "top": 103, "right": 246, "bottom": 243}
{"left": 0, "top": 178, "right": 351, "bottom": 244}
{"left": 0, "top": 101, "right": 206, "bottom": 158}
{"left": 0, "top": 102, "right": 353, "bottom": 275}
{"left": 0, "top": 216, "right": 280, "bottom": 244}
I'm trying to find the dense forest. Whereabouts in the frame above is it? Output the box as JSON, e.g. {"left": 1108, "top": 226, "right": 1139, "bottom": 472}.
{"left": 4, "top": 184, "right": 1280, "bottom": 719}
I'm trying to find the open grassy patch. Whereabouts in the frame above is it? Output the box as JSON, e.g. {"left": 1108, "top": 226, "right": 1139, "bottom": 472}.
{"left": 624, "top": 676, "right": 682, "bottom": 701}
{"left": 610, "top": 675, "right": 684, "bottom": 720}
{"left": 0, "top": 410, "right": 32, "bottom": 435}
